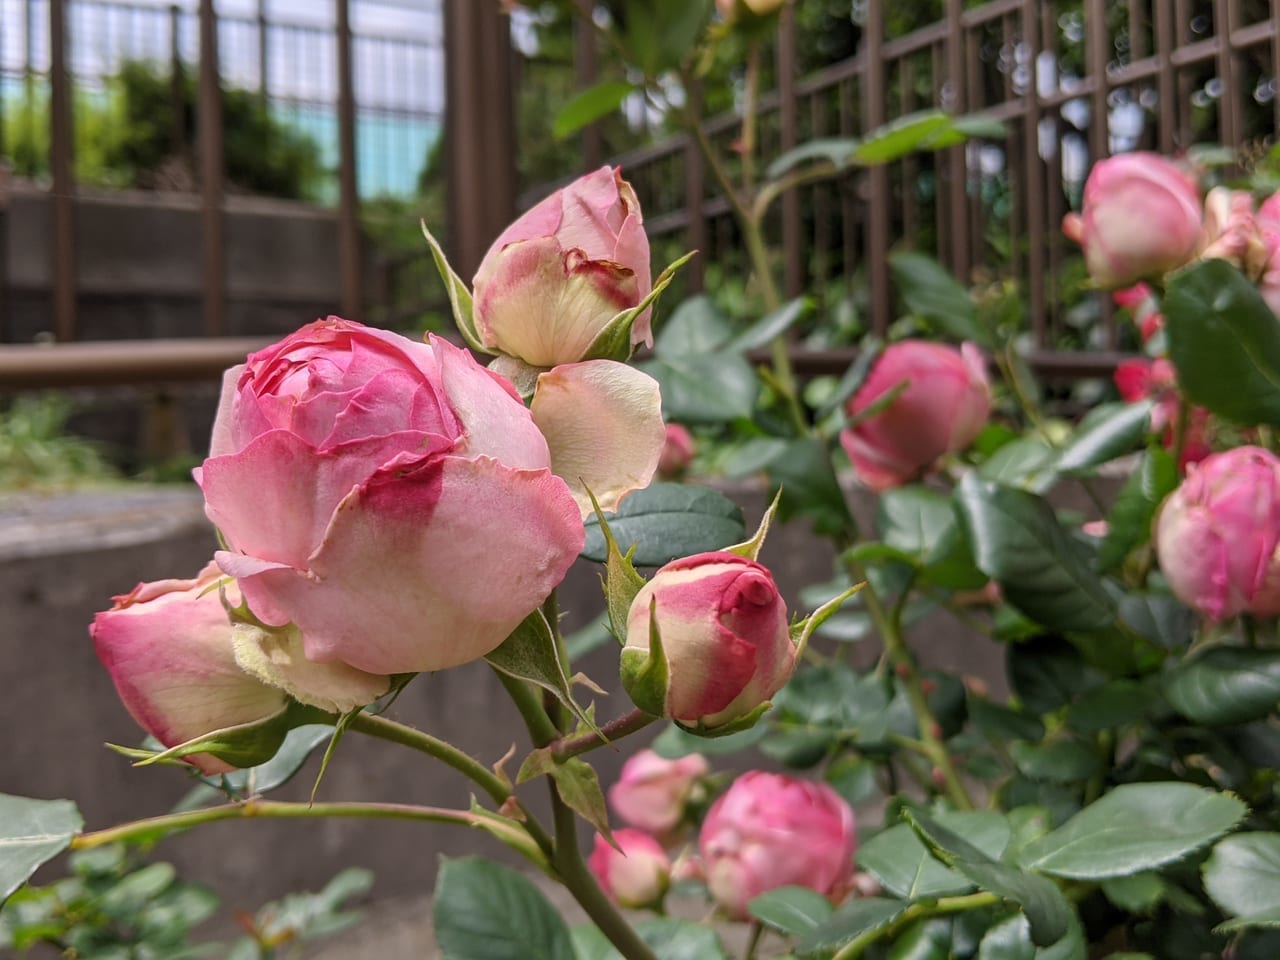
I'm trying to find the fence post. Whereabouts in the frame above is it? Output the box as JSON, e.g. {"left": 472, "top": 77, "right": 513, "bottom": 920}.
{"left": 573, "top": 0, "right": 602, "bottom": 172}
{"left": 443, "top": 0, "right": 516, "bottom": 281}
{"left": 169, "top": 5, "right": 186, "bottom": 164}
{"left": 776, "top": 4, "right": 802, "bottom": 299}
{"left": 1021, "top": 0, "right": 1046, "bottom": 348}
{"left": 257, "top": 0, "right": 269, "bottom": 103}
{"left": 0, "top": 161, "right": 10, "bottom": 342}
{"left": 336, "top": 0, "right": 362, "bottom": 320}
{"left": 49, "top": 0, "right": 76, "bottom": 342}
{"left": 862, "top": 0, "right": 890, "bottom": 336}
{"left": 944, "top": 0, "right": 968, "bottom": 281}
{"left": 198, "top": 0, "right": 225, "bottom": 336}
{"left": 684, "top": 77, "right": 706, "bottom": 294}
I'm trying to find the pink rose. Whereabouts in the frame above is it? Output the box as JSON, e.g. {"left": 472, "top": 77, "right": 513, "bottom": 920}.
{"left": 1155, "top": 446, "right": 1280, "bottom": 621}
{"left": 699, "top": 771, "right": 856, "bottom": 919}
{"left": 608, "top": 749, "right": 709, "bottom": 838}
{"left": 1113, "top": 358, "right": 1210, "bottom": 471}
{"left": 1112, "top": 283, "right": 1163, "bottom": 343}
{"left": 588, "top": 829, "right": 671, "bottom": 910}
{"left": 622, "top": 552, "right": 796, "bottom": 730}
{"left": 840, "top": 341, "right": 991, "bottom": 491}
{"left": 473, "top": 166, "right": 651, "bottom": 367}
{"left": 657, "top": 423, "right": 696, "bottom": 478}
{"left": 1062, "top": 152, "right": 1202, "bottom": 288}
{"left": 197, "top": 317, "right": 584, "bottom": 679}
{"left": 1201, "top": 187, "right": 1269, "bottom": 275}
{"left": 91, "top": 561, "right": 286, "bottom": 775}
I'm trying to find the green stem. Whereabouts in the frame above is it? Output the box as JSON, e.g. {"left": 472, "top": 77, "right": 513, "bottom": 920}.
{"left": 71, "top": 799, "right": 484, "bottom": 851}
{"left": 832, "top": 891, "right": 1001, "bottom": 959}
{"left": 550, "top": 708, "right": 659, "bottom": 762}
{"left": 741, "top": 40, "right": 761, "bottom": 192}
{"left": 742, "top": 920, "right": 766, "bottom": 960}
{"left": 549, "top": 761, "right": 659, "bottom": 960}
{"left": 995, "top": 344, "right": 1051, "bottom": 441}
{"left": 841, "top": 551, "right": 975, "bottom": 810}
{"left": 495, "top": 668, "right": 561, "bottom": 748}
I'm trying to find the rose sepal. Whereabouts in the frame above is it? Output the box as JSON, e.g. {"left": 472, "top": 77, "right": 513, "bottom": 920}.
{"left": 421, "top": 219, "right": 493, "bottom": 355}
{"left": 724, "top": 487, "right": 783, "bottom": 562}
{"left": 586, "top": 487, "right": 647, "bottom": 639}
{"left": 790, "top": 583, "right": 864, "bottom": 660}
{"left": 619, "top": 597, "right": 670, "bottom": 717}
{"left": 676, "top": 700, "right": 774, "bottom": 738}
{"left": 580, "top": 250, "right": 698, "bottom": 363}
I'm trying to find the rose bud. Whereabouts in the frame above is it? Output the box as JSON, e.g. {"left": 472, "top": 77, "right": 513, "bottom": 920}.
{"left": 197, "top": 318, "right": 583, "bottom": 682}
{"left": 622, "top": 552, "right": 796, "bottom": 733}
{"left": 840, "top": 340, "right": 991, "bottom": 491}
{"left": 588, "top": 829, "right": 671, "bottom": 910}
{"left": 608, "top": 749, "right": 709, "bottom": 839}
{"left": 1061, "top": 152, "right": 1202, "bottom": 288}
{"left": 657, "top": 423, "right": 696, "bottom": 478}
{"left": 1155, "top": 446, "right": 1280, "bottom": 621}
{"left": 699, "top": 771, "right": 856, "bottom": 920}
{"left": 1201, "top": 187, "right": 1269, "bottom": 276}
{"left": 90, "top": 562, "right": 286, "bottom": 775}
{"left": 472, "top": 166, "right": 651, "bottom": 367}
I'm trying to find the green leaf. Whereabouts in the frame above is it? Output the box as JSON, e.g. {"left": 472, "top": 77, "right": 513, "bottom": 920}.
{"left": 890, "top": 251, "right": 987, "bottom": 344}
{"left": 485, "top": 610, "right": 597, "bottom": 734}
{"left": 852, "top": 111, "right": 971, "bottom": 163}
{"left": 767, "top": 136, "right": 863, "bottom": 177}
{"left": 954, "top": 474, "right": 1116, "bottom": 632}
{"left": 859, "top": 811, "right": 1011, "bottom": 900}
{"left": 421, "top": 221, "right": 488, "bottom": 354}
{"left": 1007, "top": 639, "right": 1103, "bottom": 715}
{"left": 795, "top": 897, "right": 909, "bottom": 954}
{"left": 978, "top": 438, "right": 1058, "bottom": 491}
{"left": 905, "top": 810, "right": 1073, "bottom": 947}
{"left": 434, "top": 858, "right": 575, "bottom": 960}
{"left": 770, "top": 437, "right": 855, "bottom": 537}
{"left": 1064, "top": 680, "right": 1155, "bottom": 733}
{"left": 969, "top": 698, "right": 1045, "bottom": 743}
{"left": 1164, "top": 258, "right": 1280, "bottom": 425}
{"left": 581, "top": 483, "right": 745, "bottom": 567}
{"left": 1018, "top": 782, "right": 1247, "bottom": 880}
{"left": 1053, "top": 402, "right": 1153, "bottom": 476}
{"left": 552, "top": 81, "right": 635, "bottom": 140}
{"left": 1117, "top": 592, "right": 1192, "bottom": 652}
{"left": 549, "top": 759, "right": 613, "bottom": 841}
{"left": 649, "top": 721, "right": 767, "bottom": 758}
{"left": 1203, "top": 833, "right": 1280, "bottom": 929}
{"left": 1099, "top": 448, "right": 1178, "bottom": 572}
{"left": 1009, "top": 740, "right": 1102, "bottom": 784}
{"left": 876, "top": 486, "right": 985, "bottom": 588}
{"left": 0, "top": 794, "right": 83, "bottom": 904}
{"left": 817, "top": 339, "right": 883, "bottom": 418}
{"left": 888, "top": 918, "right": 953, "bottom": 959}
{"left": 654, "top": 295, "right": 735, "bottom": 357}
{"left": 978, "top": 915, "right": 1036, "bottom": 960}
{"left": 730, "top": 298, "right": 811, "bottom": 351}
{"left": 1101, "top": 872, "right": 1167, "bottom": 913}
{"left": 748, "top": 885, "right": 834, "bottom": 936}
{"left": 641, "top": 354, "right": 759, "bottom": 423}
{"left": 1164, "top": 647, "right": 1280, "bottom": 725}
{"left": 570, "top": 917, "right": 727, "bottom": 960}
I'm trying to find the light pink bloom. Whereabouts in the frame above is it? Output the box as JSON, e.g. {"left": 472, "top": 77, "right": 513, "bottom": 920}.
{"left": 473, "top": 166, "right": 651, "bottom": 367}
{"left": 624, "top": 552, "right": 795, "bottom": 728}
{"left": 699, "top": 772, "right": 856, "bottom": 920}
{"left": 1155, "top": 446, "right": 1280, "bottom": 621}
{"left": 91, "top": 562, "right": 286, "bottom": 775}
{"left": 1257, "top": 199, "right": 1280, "bottom": 316}
{"left": 197, "top": 317, "right": 583, "bottom": 677}
{"left": 1062, "top": 152, "right": 1202, "bottom": 288}
{"left": 840, "top": 341, "right": 991, "bottom": 491}
{"left": 1201, "top": 187, "right": 1268, "bottom": 273}
{"left": 608, "top": 749, "right": 709, "bottom": 837}
{"left": 1112, "top": 283, "right": 1163, "bottom": 343}
{"left": 588, "top": 829, "right": 672, "bottom": 909}
{"left": 658, "top": 424, "right": 696, "bottom": 478}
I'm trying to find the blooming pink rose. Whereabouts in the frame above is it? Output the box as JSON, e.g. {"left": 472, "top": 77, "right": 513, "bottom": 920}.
{"left": 658, "top": 423, "right": 696, "bottom": 478}
{"left": 91, "top": 562, "right": 286, "bottom": 775}
{"left": 699, "top": 771, "right": 856, "bottom": 919}
{"left": 1062, "top": 152, "right": 1202, "bottom": 288}
{"left": 608, "top": 749, "right": 709, "bottom": 838}
{"left": 840, "top": 341, "right": 991, "bottom": 491}
{"left": 473, "top": 166, "right": 651, "bottom": 367}
{"left": 588, "top": 829, "right": 672, "bottom": 910}
{"left": 1155, "top": 446, "right": 1280, "bottom": 621}
{"left": 623, "top": 553, "right": 795, "bottom": 730}
{"left": 197, "top": 317, "right": 584, "bottom": 677}
{"left": 1201, "top": 187, "right": 1269, "bottom": 275}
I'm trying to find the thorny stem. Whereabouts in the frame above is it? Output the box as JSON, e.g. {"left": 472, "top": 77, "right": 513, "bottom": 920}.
{"left": 548, "top": 708, "right": 660, "bottom": 762}
{"left": 742, "top": 920, "right": 766, "bottom": 960}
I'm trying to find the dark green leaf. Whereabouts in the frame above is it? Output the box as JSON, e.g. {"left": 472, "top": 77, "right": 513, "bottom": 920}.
{"left": 486, "top": 611, "right": 595, "bottom": 732}
{"left": 1164, "top": 259, "right": 1280, "bottom": 425}
{"left": 654, "top": 295, "right": 734, "bottom": 357}
{"left": 0, "top": 794, "right": 83, "bottom": 904}
{"left": 570, "top": 918, "right": 727, "bottom": 960}
{"left": 1007, "top": 639, "right": 1102, "bottom": 715}
{"left": 731, "top": 298, "right": 811, "bottom": 351}
{"left": 1117, "top": 591, "right": 1193, "bottom": 652}
{"left": 890, "top": 251, "right": 987, "bottom": 344}
{"left": 1203, "top": 833, "right": 1280, "bottom": 928}
{"left": 768, "top": 137, "right": 863, "bottom": 177}
{"left": 552, "top": 81, "right": 635, "bottom": 140}
{"left": 549, "top": 760, "right": 612, "bottom": 840}
{"left": 852, "top": 111, "right": 962, "bottom": 163}
{"left": 817, "top": 340, "right": 883, "bottom": 418}
{"left": 1098, "top": 448, "right": 1178, "bottom": 572}
{"left": 1101, "top": 872, "right": 1167, "bottom": 913}
{"left": 1053, "top": 402, "right": 1153, "bottom": 476}
{"left": 859, "top": 811, "right": 1011, "bottom": 900}
{"left": 433, "top": 858, "right": 575, "bottom": 960}
{"left": 888, "top": 918, "right": 953, "bottom": 959}
{"left": 1009, "top": 740, "right": 1102, "bottom": 784}
{"left": 650, "top": 722, "right": 767, "bottom": 758}
{"left": 978, "top": 915, "right": 1035, "bottom": 960}
{"left": 642, "top": 354, "right": 760, "bottom": 423}
{"left": 748, "top": 886, "right": 834, "bottom": 935}
{"left": 955, "top": 475, "right": 1116, "bottom": 632}
{"left": 970, "top": 698, "right": 1045, "bottom": 743}
{"left": 1164, "top": 647, "right": 1280, "bottom": 725}
{"left": 1064, "top": 681, "right": 1155, "bottom": 733}
{"left": 769, "top": 437, "right": 855, "bottom": 537}
{"left": 978, "top": 438, "right": 1057, "bottom": 491}
{"left": 581, "top": 483, "right": 745, "bottom": 567}
{"left": 795, "top": 898, "right": 909, "bottom": 954}
{"left": 1018, "top": 782, "right": 1247, "bottom": 879}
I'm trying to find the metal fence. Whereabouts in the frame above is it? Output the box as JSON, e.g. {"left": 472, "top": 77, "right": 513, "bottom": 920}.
{"left": 552, "top": 0, "right": 1280, "bottom": 378}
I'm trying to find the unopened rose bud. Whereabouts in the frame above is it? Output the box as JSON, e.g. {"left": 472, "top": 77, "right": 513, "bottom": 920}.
{"left": 90, "top": 562, "right": 287, "bottom": 775}
{"left": 622, "top": 553, "right": 796, "bottom": 732}
{"left": 588, "top": 829, "right": 671, "bottom": 910}
{"left": 699, "top": 772, "right": 856, "bottom": 919}
{"left": 1063, "top": 152, "right": 1202, "bottom": 288}
{"left": 658, "top": 423, "right": 696, "bottom": 478}
{"left": 1155, "top": 446, "right": 1280, "bottom": 621}
{"left": 1201, "top": 187, "right": 1269, "bottom": 276}
{"left": 841, "top": 341, "right": 991, "bottom": 491}
{"left": 608, "top": 749, "right": 709, "bottom": 839}
{"left": 472, "top": 166, "right": 651, "bottom": 367}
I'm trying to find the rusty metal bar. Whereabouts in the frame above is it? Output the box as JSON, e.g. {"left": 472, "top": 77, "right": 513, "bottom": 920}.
{"left": 169, "top": 5, "right": 186, "bottom": 162}
{"left": 1154, "top": 0, "right": 1176, "bottom": 152}
{"left": 49, "top": 0, "right": 76, "bottom": 342}
{"left": 776, "top": 5, "right": 802, "bottom": 299}
{"left": 0, "top": 163, "right": 10, "bottom": 343}
{"left": 257, "top": 0, "right": 269, "bottom": 101}
{"left": 0, "top": 338, "right": 272, "bottom": 390}
{"left": 336, "top": 0, "right": 362, "bottom": 320}
{"left": 945, "top": 0, "right": 968, "bottom": 280}
{"left": 863, "top": 0, "right": 890, "bottom": 336}
{"left": 684, "top": 77, "right": 707, "bottom": 294}
{"left": 1022, "top": 0, "right": 1046, "bottom": 348}
{"left": 1214, "top": 0, "right": 1239, "bottom": 151}
{"left": 574, "top": 0, "right": 602, "bottom": 171}
{"left": 837, "top": 78, "right": 857, "bottom": 287}
{"left": 1085, "top": 0, "right": 1111, "bottom": 159}
{"left": 198, "top": 0, "right": 225, "bottom": 337}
